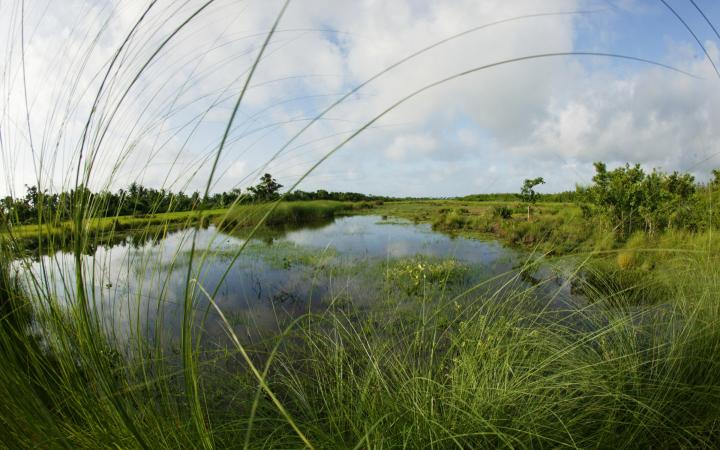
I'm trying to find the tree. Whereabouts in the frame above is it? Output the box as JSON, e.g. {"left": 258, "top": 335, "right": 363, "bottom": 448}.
{"left": 712, "top": 169, "right": 720, "bottom": 187}
{"left": 248, "top": 173, "right": 283, "bottom": 202}
{"left": 582, "top": 162, "right": 698, "bottom": 235}
{"left": 519, "top": 177, "right": 545, "bottom": 221}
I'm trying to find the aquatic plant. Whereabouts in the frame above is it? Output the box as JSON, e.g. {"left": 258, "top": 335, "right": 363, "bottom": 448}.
{"left": 388, "top": 257, "right": 469, "bottom": 295}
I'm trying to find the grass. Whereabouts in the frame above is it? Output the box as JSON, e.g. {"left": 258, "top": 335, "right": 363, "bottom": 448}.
{"left": 1, "top": 209, "right": 225, "bottom": 253}
{"left": 217, "top": 201, "right": 356, "bottom": 231}
{"left": 3, "top": 200, "right": 720, "bottom": 448}
{"left": 4, "top": 205, "right": 720, "bottom": 447}
{"left": 258, "top": 265, "right": 720, "bottom": 448}
{"left": 3, "top": 202, "right": 356, "bottom": 237}
{"left": 365, "top": 199, "right": 614, "bottom": 254}
{"left": 386, "top": 256, "right": 470, "bottom": 295}
{"left": 3, "top": 196, "right": 720, "bottom": 448}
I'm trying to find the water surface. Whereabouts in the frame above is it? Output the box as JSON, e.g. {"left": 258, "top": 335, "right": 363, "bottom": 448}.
{"left": 21, "top": 215, "right": 575, "bottom": 347}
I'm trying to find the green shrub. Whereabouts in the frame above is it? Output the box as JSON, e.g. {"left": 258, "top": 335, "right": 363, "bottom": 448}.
{"left": 492, "top": 205, "right": 512, "bottom": 219}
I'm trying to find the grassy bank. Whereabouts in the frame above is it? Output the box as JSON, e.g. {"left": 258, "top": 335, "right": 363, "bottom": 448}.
{"left": 1, "top": 208, "right": 227, "bottom": 253}
{"left": 365, "top": 199, "right": 606, "bottom": 254}
{"left": 365, "top": 199, "right": 720, "bottom": 308}
{"left": 216, "top": 200, "right": 361, "bottom": 231}
{"left": 1, "top": 201, "right": 364, "bottom": 254}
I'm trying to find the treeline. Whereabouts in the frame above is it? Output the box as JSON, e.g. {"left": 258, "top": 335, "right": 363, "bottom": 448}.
{"left": 462, "top": 191, "right": 580, "bottom": 203}
{"left": 0, "top": 184, "right": 234, "bottom": 225}
{"left": 284, "top": 190, "right": 391, "bottom": 202}
{"left": 0, "top": 173, "right": 388, "bottom": 225}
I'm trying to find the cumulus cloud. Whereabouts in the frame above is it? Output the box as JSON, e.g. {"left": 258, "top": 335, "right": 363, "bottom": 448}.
{"left": 523, "top": 53, "right": 720, "bottom": 182}
{"left": 1, "top": 0, "right": 719, "bottom": 198}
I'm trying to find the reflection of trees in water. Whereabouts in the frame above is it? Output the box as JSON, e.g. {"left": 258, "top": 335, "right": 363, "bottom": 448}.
{"left": 217, "top": 215, "right": 335, "bottom": 241}
{"left": 271, "top": 290, "right": 300, "bottom": 305}
{"left": 10, "top": 218, "right": 215, "bottom": 258}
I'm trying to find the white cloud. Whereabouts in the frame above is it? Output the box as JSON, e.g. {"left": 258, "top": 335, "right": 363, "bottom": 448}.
{"left": 386, "top": 133, "right": 437, "bottom": 161}
{"left": 523, "top": 57, "right": 720, "bottom": 179}
{"left": 1, "top": 0, "right": 719, "bottom": 198}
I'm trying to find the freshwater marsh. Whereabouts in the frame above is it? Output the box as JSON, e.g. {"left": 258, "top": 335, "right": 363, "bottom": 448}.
{"left": 20, "top": 215, "right": 578, "bottom": 348}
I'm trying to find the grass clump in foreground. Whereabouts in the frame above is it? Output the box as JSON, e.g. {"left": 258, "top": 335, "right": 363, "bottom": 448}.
{"left": 266, "top": 276, "right": 720, "bottom": 448}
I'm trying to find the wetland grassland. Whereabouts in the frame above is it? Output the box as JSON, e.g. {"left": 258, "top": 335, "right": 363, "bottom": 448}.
{"left": 3, "top": 1, "right": 720, "bottom": 448}
{"left": 3, "top": 197, "right": 720, "bottom": 448}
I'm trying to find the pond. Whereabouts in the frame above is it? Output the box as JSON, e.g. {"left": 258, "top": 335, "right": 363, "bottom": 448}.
{"left": 19, "top": 215, "right": 579, "bottom": 348}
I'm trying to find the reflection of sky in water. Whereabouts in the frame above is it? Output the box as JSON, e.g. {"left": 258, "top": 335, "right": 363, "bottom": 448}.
{"left": 283, "top": 216, "right": 510, "bottom": 264}
{"left": 20, "top": 215, "right": 572, "bottom": 347}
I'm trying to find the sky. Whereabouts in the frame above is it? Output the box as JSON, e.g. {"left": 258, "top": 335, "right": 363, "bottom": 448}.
{"left": 1, "top": 0, "right": 719, "bottom": 198}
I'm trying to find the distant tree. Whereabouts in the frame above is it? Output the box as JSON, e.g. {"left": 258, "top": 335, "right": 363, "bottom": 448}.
{"left": 248, "top": 173, "right": 283, "bottom": 202}
{"left": 0, "top": 177, "right": 389, "bottom": 225}
{"left": 190, "top": 191, "right": 200, "bottom": 209}
{"left": 519, "top": 177, "right": 545, "bottom": 221}
{"left": 712, "top": 169, "right": 720, "bottom": 187}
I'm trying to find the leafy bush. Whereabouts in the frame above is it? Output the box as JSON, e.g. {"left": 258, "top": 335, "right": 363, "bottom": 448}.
{"left": 432, "top": 209, "right": 470, "bottom": 231}
{"left": 492, "top": 205, "right": 512, "bottom": 219}
{"left": 580, "top": 162, "right": 702, "bottom": 236}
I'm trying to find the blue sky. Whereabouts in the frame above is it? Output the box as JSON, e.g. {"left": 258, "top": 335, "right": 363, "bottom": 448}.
{"left": 1, "top": 0, "right": 720, "bottom": 198}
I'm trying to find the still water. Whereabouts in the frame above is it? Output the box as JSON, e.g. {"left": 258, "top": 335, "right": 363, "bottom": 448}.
{"left": 20, "top": 215, "right": 576, "bottom": 346}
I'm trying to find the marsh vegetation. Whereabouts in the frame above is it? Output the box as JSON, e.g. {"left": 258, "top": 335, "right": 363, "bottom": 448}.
{"left": 2, "top": 1, "right": 720, "bottom": 448}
